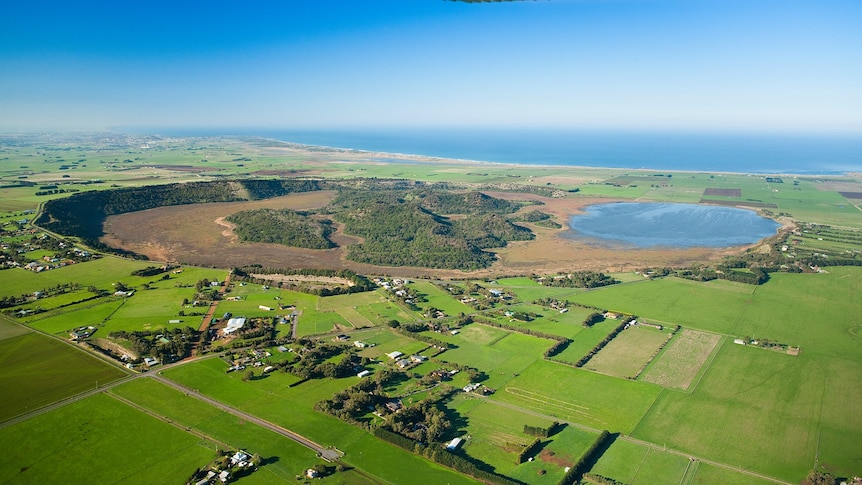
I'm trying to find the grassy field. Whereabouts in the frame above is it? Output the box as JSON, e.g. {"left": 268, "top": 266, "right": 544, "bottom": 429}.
{"left": 585, "top": 325, "right": 672, "bottom": 378}
{"left": 427, "top": 324, "right": 554, "bottom": 390}
{"left": 570, "top": 277, "right": 759, "bottom": 334}
{"left": 550, "top": 318, "right": 620, "bottom": 364}
{"left": 0, "top": 257, "right": 156, "bottom": 299}
{"left": 632, "top": 343, "right": 822, "bottom": 482}
{"left": 109, "top": 378, "right": 342, "bottom": 483}
{"left": 0, "top": 392, "right": 214, "bottom": 484}
{"left": 591, "top": 439, "right": 693, "bottom": 485}
{"left": 640, "top": 329, "right": 723, "bottom": 390}
{"left": 493, "top": 359, "right": 662, "bottom": 433}
{"left": 158, "top": 357, "right": 476, "bottom": 484}
{"left": 0, "top": 330, "right": 127, "bottom": 420}
{"left": 408, "top": 280, "right": 475, "bottom": 317}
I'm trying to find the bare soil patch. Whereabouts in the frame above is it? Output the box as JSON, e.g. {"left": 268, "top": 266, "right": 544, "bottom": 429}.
{"left": 699, "top": 198, "right": 778, "bottom": 209}
{"left": 704, "top": 188, "right": 742, "bottom": 197}
{"left": 539, "top": 449, "right": 573, "bottom": 468}
{"left": 249, "top": 273, "right": 354, "bottom": 287}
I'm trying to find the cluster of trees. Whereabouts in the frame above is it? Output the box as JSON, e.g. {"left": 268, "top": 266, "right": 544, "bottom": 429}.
{"left": 35, "top": 188, "right": 79, "bottom": 196}
{"left": 385, "top": 398, "right": 453, "bottom": 444}
{"left": 226, "top": 208, "right": 335, "bottom": 249}
{"left": 535, "top": 271, "right": 619, "bottom": 288}
{"left": 583, "top": 312, "right": 605, "bottom": 328}
{"left": 516, "top": 210, "right": 562, "bottom": 228}
{"left": 316, "top": 368, "right": 406, "bottom": 423}
{"left": 278, "top": 339, "right": 363, "bottom": 379}
{"left": 109, "top": 326, "right": 197, "bottom": 363}
{"left": 333, "top": 188, "right": 534, "bottom": 269}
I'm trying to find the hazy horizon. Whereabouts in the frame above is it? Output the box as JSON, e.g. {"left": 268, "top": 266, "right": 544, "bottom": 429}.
{"left": 2, "top": 0, "right": 861, "bottom": 135}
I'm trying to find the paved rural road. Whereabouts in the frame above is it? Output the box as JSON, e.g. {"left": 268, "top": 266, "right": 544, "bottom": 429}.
{"left": 149, "top": 374, "right": 341, "bottom": 462}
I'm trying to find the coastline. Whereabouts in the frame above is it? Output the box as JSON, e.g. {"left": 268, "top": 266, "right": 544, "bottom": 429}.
{"left": 259, "top": 135, "right": 858, "bottom": 178}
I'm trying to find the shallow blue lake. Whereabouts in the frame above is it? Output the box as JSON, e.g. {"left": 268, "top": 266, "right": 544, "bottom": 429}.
{"left": 566, "top": 202, "right": 781, "bottom": 248}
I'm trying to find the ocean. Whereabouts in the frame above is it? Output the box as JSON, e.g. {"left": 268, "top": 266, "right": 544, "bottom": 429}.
{"left": 172, "top": 128, "right": 862, "bottom": 174}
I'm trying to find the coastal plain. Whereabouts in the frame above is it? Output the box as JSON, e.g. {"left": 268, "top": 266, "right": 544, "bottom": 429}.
{"left": 0, "top": 134, "right": 860, "bottom": 485}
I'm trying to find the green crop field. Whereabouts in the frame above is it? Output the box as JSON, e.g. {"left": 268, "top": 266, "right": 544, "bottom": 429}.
{"left": 0, "top": 330, "right": 127, "bottom": 420}
{"left": 585, "top": 325, "right": 672, "bottom": 378}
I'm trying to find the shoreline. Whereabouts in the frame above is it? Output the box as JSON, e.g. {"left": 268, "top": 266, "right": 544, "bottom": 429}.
{"left": 259, "top": 135, "right": 855, "bottom": 178}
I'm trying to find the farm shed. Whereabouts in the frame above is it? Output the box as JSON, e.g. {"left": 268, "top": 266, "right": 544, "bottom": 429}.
{"left": 447, "top": 437, "right": 463, "bottom": 450}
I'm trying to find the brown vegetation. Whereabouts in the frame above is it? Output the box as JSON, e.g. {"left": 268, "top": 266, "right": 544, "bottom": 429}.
{"left": 101, "top": 191, "right": 762, "bottom": 278}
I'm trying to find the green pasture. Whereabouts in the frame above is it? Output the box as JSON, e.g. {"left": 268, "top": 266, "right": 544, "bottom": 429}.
{"left": 483, "top": 303, "right": 593, "bottom": 339}
{"left": 0, "top": 257, "right": 154, "bottom": 299}
{"left": 340, "top": 433, "right": 477, "bottom": 485}
{"left": 431, "top": 325, "right": 553, "bottom": 390}
{"left": 492, "top": 277, "right": 539, "bottom": 286}
{"left": 551, "top": 318, "right": 619, "bottom": 364}
{"left": 732, "top": 269, "right": 862, "bottom": 360}
{"left": 0, "top": 320, "right": 29, "bottom": 340}
{"left": 23, "top": 298, "right": 125, "bottom": 335}
{"left": 101, "top": 288, "right": 201, "bottom": 333}
{"left": 111, "top": 378, "right": 329, "bottom": 482}
{"left": 162, "top": 357, "right": 365, "bottom": 445}
{"left": 493, "top": 359, "right": 661, "bottom": 433}
{"left": 689, "top": 462, "right": 777, "bottom": 485}
{"left": 160, "top": 357, "right": 472, "bottom": 483}
{"left": 585, "top": 325, "right": 671, "bottom": 378}
{"left": 570, "top": 277, "right": 757, "bottom": 334}
{"left": 408, "top": 280, "right": 474, "bottom": 317}
{"left": 632, "top": 343, "right": 826, "bottom": 482}
{"left": 591, "top": 439, "right": 693, "bottom": 485}
{"left": 10, "top": 288, "right": 96, "bottom": 315}
{"left": 448, "top": 395, "right": 553, "bottom": 473}
{"left": 318, "top": 290, "right": 412, "bottom": 327}
{"left": 500, "top": 284, "right": 582, "bottom": 303}
{"left": 0, "top": 392, "right": 214, "bottom": 485}
{"left": 355, "top": 329, "right": 428, "bottom": 361}
{"left": 0, "top": 332, "right": 127, "bottom": 420}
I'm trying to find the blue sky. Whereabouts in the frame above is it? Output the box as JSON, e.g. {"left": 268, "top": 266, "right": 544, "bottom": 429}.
{"left": 1, "top": 0, "right": 860, "bottom": 133}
